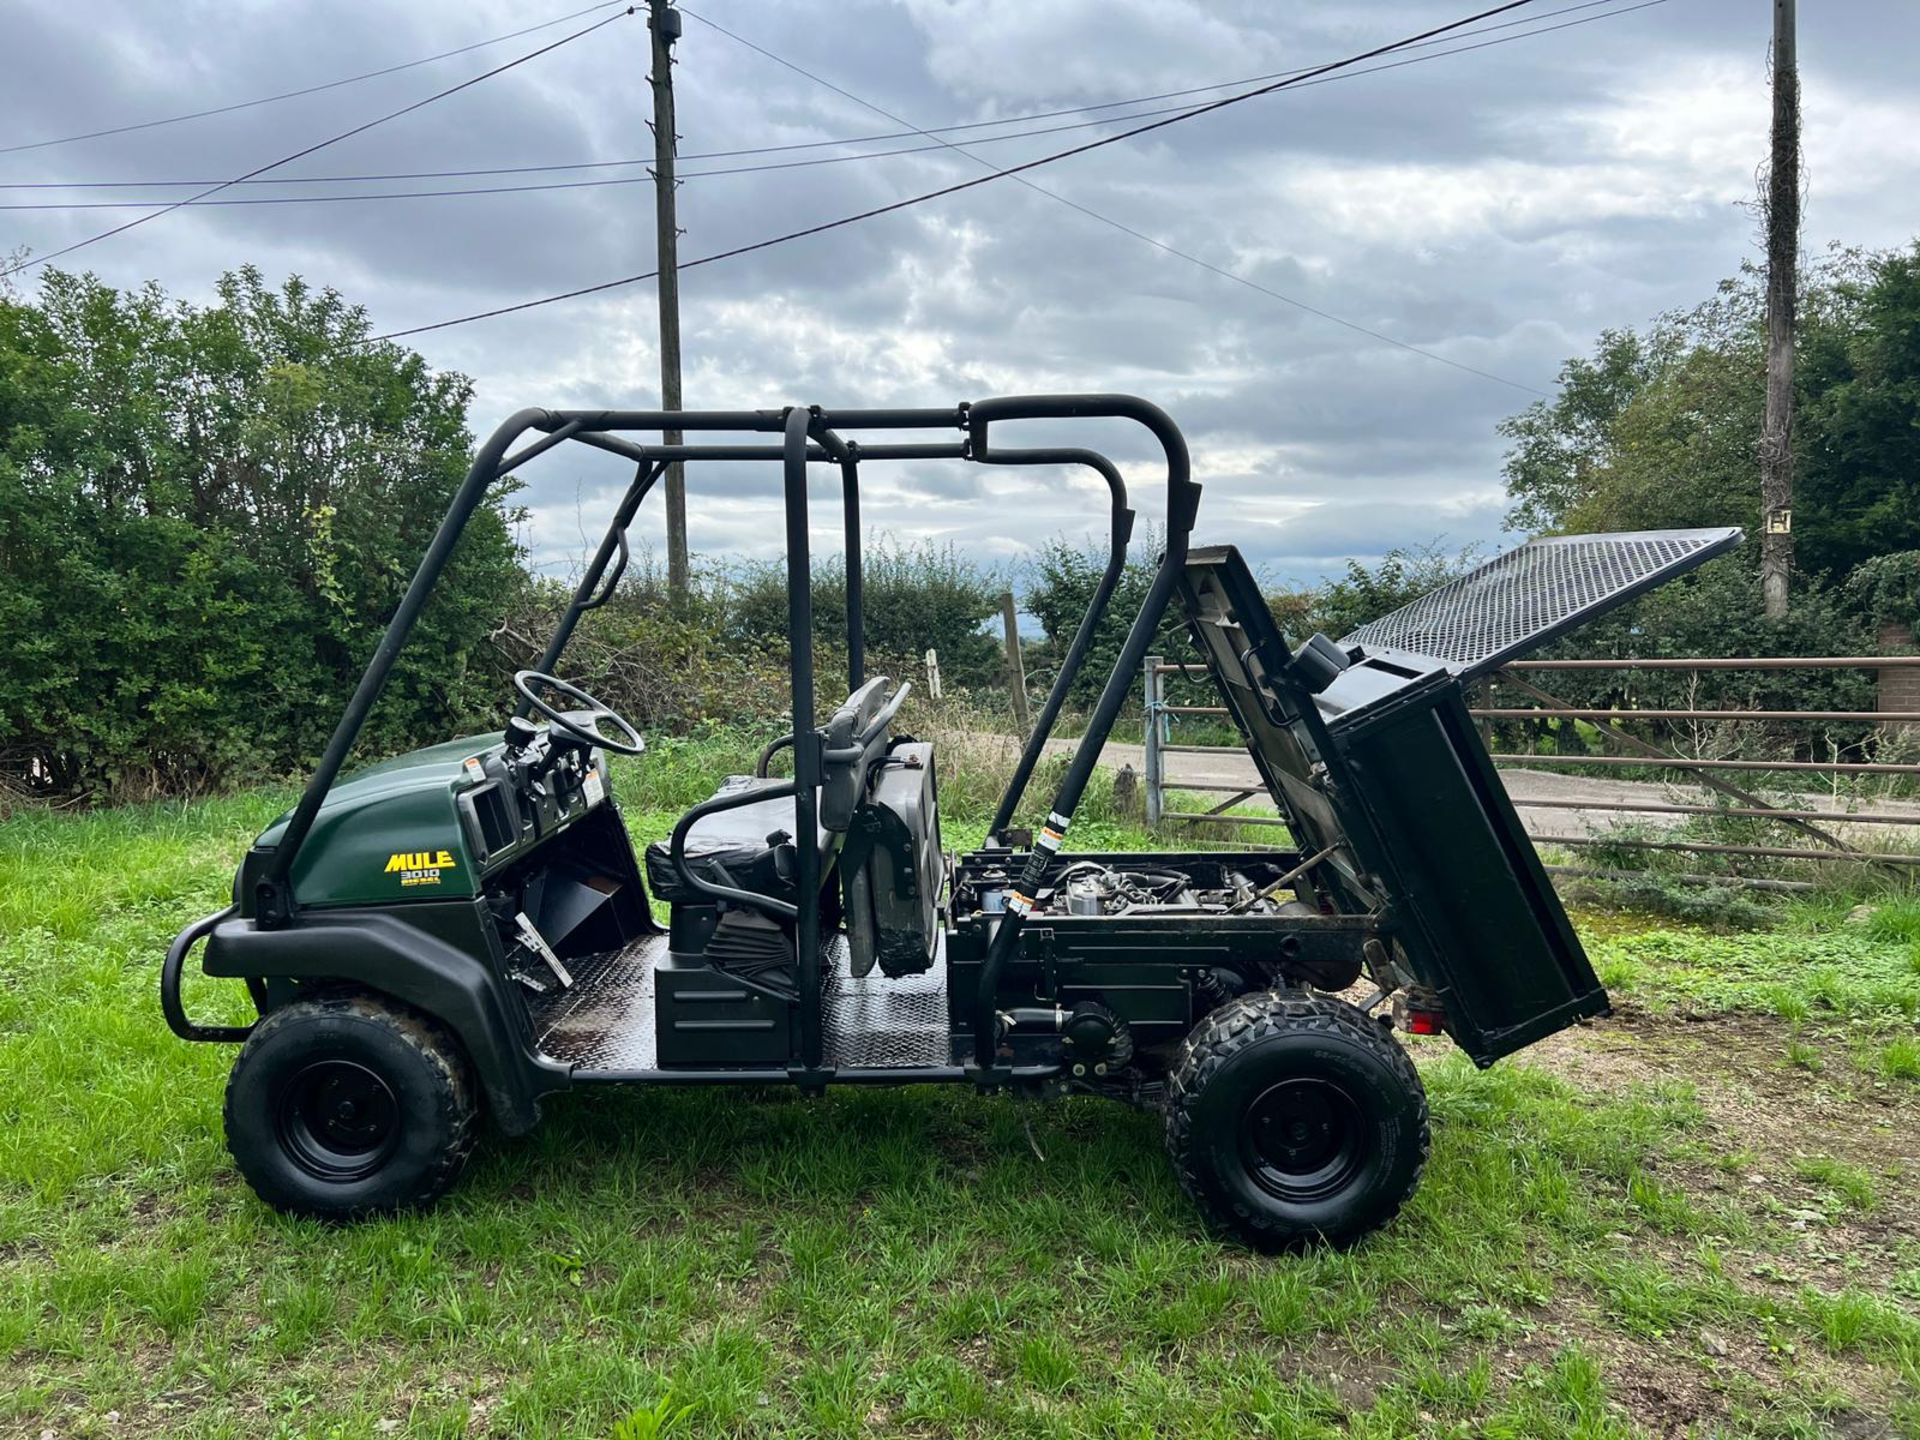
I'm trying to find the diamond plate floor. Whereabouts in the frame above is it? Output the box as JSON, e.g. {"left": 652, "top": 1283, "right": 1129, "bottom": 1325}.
{"left": 530, "top": 932, "right": 954, "bottom": 1071}
{"left": 820, "top": 935, "right": 953, "bottom": 1068}
{"left": 528, "top": 933, "right": 668, "bottom": 1070}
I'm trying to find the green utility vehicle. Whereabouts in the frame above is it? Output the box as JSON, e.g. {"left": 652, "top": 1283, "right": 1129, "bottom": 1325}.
{"left": 164, "top": 395, "right": 1739, "bottom": 1248}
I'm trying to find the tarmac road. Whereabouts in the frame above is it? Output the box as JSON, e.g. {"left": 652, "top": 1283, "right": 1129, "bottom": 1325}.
{"left": 1040, "top": 738, "right": 1920, "bottom": 844}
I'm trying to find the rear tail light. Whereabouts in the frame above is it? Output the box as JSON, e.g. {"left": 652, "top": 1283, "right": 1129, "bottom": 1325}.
{"left": 1393, "top": 989, "right": 1447, "bottom": 1036}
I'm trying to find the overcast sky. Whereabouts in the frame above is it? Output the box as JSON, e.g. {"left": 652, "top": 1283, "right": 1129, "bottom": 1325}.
{"left": 5, "top": 0, "right": 1917, "bottom": 591}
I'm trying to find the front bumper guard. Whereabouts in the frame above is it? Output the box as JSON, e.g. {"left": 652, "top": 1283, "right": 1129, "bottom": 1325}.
{"left": 161, "top": 906, "right": 257, "bottom": 1042}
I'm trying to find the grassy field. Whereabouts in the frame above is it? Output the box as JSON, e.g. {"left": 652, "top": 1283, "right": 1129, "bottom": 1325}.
{"left": 2, "top": 735, "right": 1918, "bottom": 1439}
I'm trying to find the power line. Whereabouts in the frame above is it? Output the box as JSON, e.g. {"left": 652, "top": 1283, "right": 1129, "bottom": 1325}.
{"left": 1, "top": 0, "right": 1624, "bottom": 190}
{"left": 650, "top": 0, "right": 1625, "bottom": 164}
{"left": 0, "top": 98, "right": 1314, "bottom": 197}
{"left": 680, "top": 0, "right": 1673, "bottom": 395}
{"left": 1, "top": 8, "right": 637, "bottom": 278}
{"left": 0, "top": 2, "right": 1657, "bottom": 214}
{"left": 0, "top": 1, "right": 632, "bottom": 158}
{"left": 367, "top": 0, "right": 1554, "bottom": 344}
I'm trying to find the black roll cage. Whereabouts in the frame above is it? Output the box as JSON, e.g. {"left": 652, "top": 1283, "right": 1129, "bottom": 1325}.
{"left": 255, "top": 395, "right": 1199, "bottom": 1081}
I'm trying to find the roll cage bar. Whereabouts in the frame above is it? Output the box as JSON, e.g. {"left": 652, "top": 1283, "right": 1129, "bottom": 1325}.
{"left": 255, "top": 395, "right": 1198, "bottom": 1082}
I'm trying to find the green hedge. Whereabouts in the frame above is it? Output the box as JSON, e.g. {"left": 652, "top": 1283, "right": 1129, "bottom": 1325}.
{"left": 0, "top": 268, "right": 521, "bottom": 797}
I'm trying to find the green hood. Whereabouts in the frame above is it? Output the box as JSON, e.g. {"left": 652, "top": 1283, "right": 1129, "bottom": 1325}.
{"left": 251, "top": 734, "right": 498, "bottom": 907}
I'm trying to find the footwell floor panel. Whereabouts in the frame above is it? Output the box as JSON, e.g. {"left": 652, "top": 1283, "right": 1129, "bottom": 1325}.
{"left": 820, "top": 936, "right": 953, "bottom": 1069}
{"left": 528, "top": 932, "right": 955, "bottom": 1072}
{"left": 528, "top": 934, "right": 668, "bottom": 1070}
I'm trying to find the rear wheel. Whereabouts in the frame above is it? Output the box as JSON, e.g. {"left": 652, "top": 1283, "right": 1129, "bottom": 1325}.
{"left": 1166, "top": 991, "right": 1427, "bottom": 1251}
{"left": 224, "top": 992, "right": 478, "bottom": 1219}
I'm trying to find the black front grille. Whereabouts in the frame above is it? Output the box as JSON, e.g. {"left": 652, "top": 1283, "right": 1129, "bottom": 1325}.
{"left": 1341, "top": 528, "right": 1742, "bottom": 679}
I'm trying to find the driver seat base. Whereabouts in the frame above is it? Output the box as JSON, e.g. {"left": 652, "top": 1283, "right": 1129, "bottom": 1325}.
{"left": 642, "top": 775, "right": 827, "bottom": 905}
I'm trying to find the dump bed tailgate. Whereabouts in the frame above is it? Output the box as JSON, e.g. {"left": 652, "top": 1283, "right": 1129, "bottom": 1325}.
{"left": 1176, "top": 530, "right": 1739, "bottom": 1065}
{"left": 1341, "top": 528, "right": 1742, "bottom": 681}
{"left": 1314, "top": 655, "right": 1603, "bottom": 1061}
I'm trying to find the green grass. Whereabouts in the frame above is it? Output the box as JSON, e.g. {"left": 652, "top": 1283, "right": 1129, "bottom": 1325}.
{"left": 1863, "top": 897, "right": 1920, "bottom": 945}
{"left": 1878, "top": 1034, "right": 1920, "bottom": 1082}
{"left": 1583, "top": 922, "right": 1920, "bottom": 1024}
{"left": 2, "top": 743, "right": 1919, "bottom": 1436}
{"left": 1791, "top": 1156, "right": 1879, "bottom": 1214}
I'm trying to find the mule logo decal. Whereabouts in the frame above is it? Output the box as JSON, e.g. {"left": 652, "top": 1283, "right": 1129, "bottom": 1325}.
{"left": 385, "top": 850, "right": 458, "bottom": 886}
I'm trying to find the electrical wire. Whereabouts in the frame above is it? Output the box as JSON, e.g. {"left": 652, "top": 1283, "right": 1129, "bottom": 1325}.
{"left": 652, "top": 0, "right": 1623, "bottom": 164}
{"left": 0, "top": 8, "right": 637, "bottom": 278}
{"left": 0, "top": 1, "right": 632, "bottom": 158}
{"left": 0, "top": 89, "right": 1391, "bottom": 198}
{"left": 366, "top": 0, "right": 1551, "bottom": 344}
{"left": 0, "top": 0, "right": 1625, "bottom": 190}
{"left": 676, "top": 0, "right": 1672, "bottom": 395}
{"left": 0, "top": 0, "right": 1658, "bottom": 221}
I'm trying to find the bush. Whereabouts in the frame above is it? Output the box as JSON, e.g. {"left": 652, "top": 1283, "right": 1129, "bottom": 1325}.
{"left": 0, "top": 268, "right": 520, "bottom": 798}
{"left": 495, "top": 538, "right": 1011, "bottom": 737}
{"left": 1556, "top": 873, "right": 1774, "bottom": 932}
{"left": 727, "top": 537, "right": 1005, "bottom": 689}
{"left": 1845, "top": 552, "right": 1920, "bottom": 634}
{"left": 1021, "top": 530, "right": 1193, "bottom": 708}
{"left": 494, "top": 561, "right": 794, "bottom": 737}
{"left": 1283, "top": 541, "right": 1484, "bottom": 640}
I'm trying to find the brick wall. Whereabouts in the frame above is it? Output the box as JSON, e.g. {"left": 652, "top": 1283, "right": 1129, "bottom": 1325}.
{"left": 1879, "top": 621, "right": 1920, "bottom": 719}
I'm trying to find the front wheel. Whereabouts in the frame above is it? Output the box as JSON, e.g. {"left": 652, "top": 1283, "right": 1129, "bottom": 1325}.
{"left": 224, "top": 992, "right": 478, "bottom": 1219}
{"left": 1166, "top": 991, "right": 1428, "bottom": 1251}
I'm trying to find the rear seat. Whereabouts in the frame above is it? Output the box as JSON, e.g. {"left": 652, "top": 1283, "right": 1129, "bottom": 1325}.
{"left": 642, "top": 775, "right": 823, "bottom": 904}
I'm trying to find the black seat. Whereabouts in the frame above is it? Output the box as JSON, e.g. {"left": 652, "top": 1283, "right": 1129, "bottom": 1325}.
{"left": 642, "top": 775, "right": 822, "bottom": 904}
{"left": 642, "top": 677, "right": 904, "bottom": 908}
{"left": 819, "top": 675, "right": 897, "bottom": 832}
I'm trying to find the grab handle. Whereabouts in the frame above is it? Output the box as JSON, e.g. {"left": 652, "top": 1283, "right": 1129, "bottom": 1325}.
{"left": 667, "top": 783, "right": 803, "bottom": 919}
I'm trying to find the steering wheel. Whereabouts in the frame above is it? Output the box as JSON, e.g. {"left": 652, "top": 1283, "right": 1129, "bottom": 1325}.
{"left": 512, "top": 671, "right": 646, "bottom": 756}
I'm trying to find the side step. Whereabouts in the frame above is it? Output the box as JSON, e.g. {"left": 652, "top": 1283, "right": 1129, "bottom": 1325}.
{"left": 656, "top": 955, "right": 793, "bottom": 1067}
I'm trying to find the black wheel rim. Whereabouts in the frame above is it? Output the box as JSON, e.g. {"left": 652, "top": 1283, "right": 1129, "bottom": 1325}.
{"left": 1239, "top": 1078, "right": 1365, "bottom": 1203}
{"left": 276, "top": 1060, "right": 400, "bottom": 1182}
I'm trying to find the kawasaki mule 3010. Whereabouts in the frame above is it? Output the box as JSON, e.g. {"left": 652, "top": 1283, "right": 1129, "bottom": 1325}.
{"left": 164, "top": 395, "right": 1738, "bottom": 1248}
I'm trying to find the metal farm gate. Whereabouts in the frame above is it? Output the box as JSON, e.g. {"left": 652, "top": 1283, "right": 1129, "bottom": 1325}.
{"left": 1143, "top": 653, "right": 1920, "bottom": 890}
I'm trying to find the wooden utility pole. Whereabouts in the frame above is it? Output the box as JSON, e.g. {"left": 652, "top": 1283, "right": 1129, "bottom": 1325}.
{"left": 1759, "top": 0, "right": 1798, "bottom": 619}
{"left": 648, "top": 0, "right": 689, "bottom": 602}
{"left": 999, "top": 591, "right": 1031, "bottom": 732}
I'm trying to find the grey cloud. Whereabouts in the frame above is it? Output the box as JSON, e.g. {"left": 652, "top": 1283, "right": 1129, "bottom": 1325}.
{"left": 5, "top": 0, "right": 1916, "bottom": 587}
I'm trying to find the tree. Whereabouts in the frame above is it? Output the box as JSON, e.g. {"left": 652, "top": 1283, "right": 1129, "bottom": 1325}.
{"left": 1487, "top": 248, "right": 1920, "bottom": 756}
{"left": 1499, "top": 327, "right": 1675, "bottom": 535}
{"left": 1796, "top": 248, "right": 1920, "bottom": 578}
{"left": 1499, "top": 277, "right": 1764, "bottom": 540}
{"left": 1497, "top": 244, "right": 1920, "bottom": 586}
{"left": 1021, "top": 532, "right": 1190, "bottom": 707}
{"left": 0, "top": 267, "right": 522, "bottom": 796}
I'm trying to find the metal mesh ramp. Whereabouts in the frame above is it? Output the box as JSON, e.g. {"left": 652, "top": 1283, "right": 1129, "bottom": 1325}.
{"left": 1341, "top": 528, "right": 1742, "bottom": 680}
